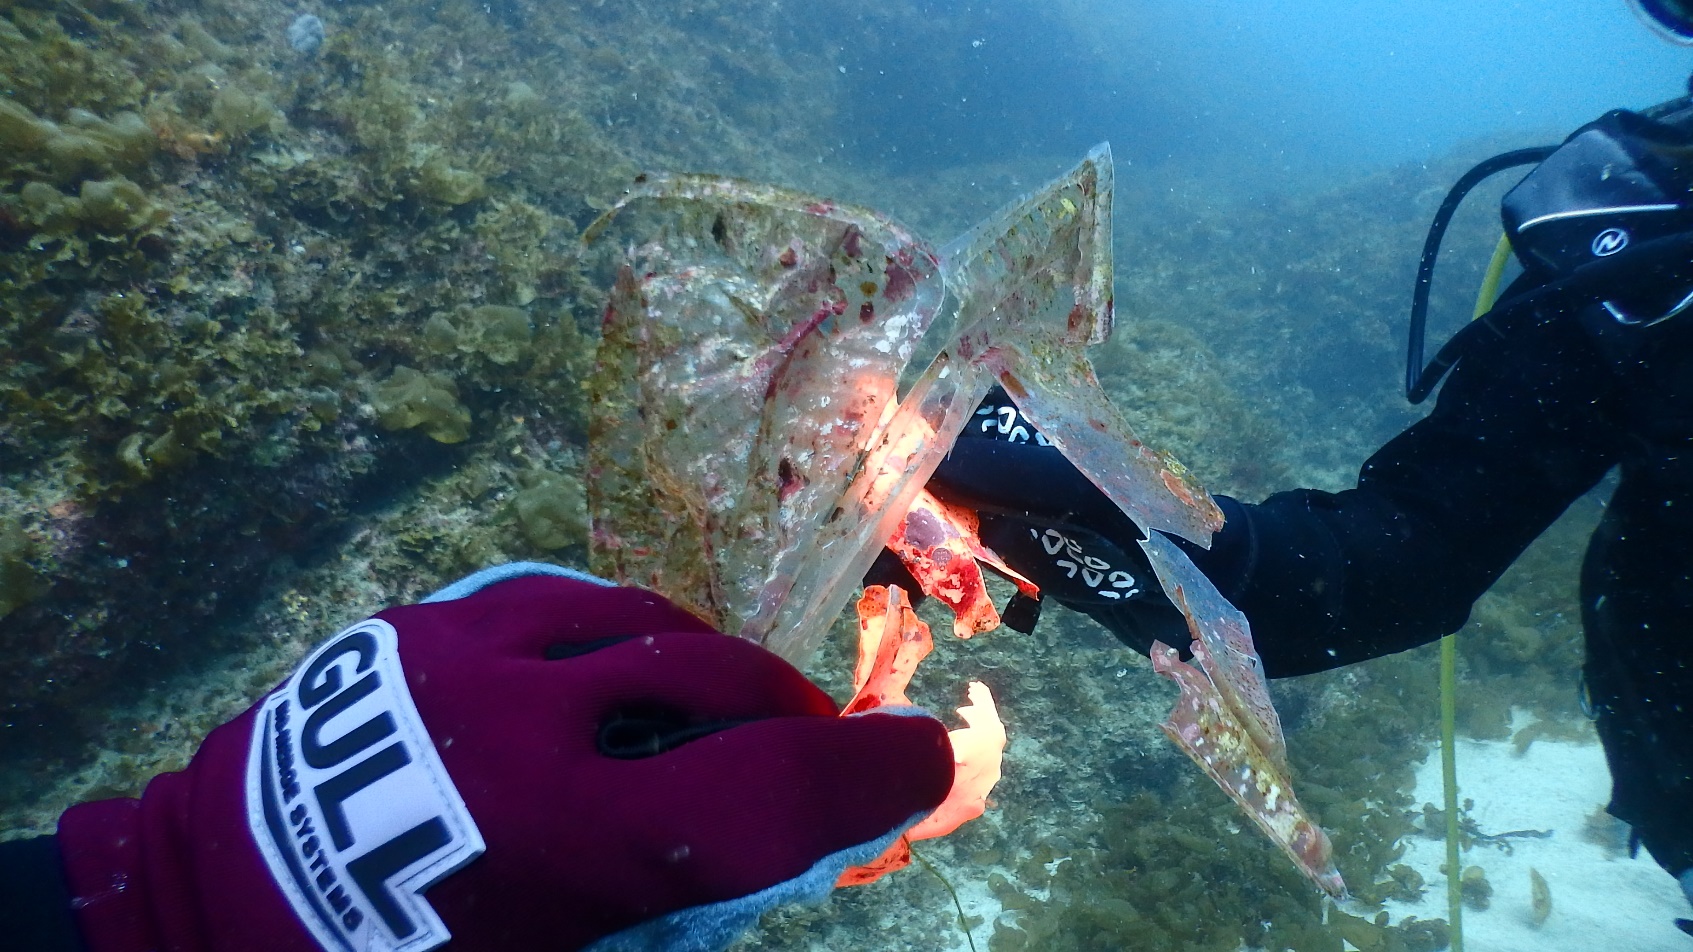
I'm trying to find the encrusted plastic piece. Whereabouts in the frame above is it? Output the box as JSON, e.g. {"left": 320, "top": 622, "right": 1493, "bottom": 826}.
{"left": 1141, "top": 531, "right": 1347, "bottom": 898}
{"left": 884, "top": 489, "right": 1006, "bottom": 639}
{"left": 586, "top": 174, "right": 946, "bottom": 661}
{"left": 842, "top": 584, "right": 933, "bottom": 716}
{"left": 931, "top": 142, "right": 1222, "bottom": 546}
{"left": 837, "top": 585, "right": 1006, "bottom": 887}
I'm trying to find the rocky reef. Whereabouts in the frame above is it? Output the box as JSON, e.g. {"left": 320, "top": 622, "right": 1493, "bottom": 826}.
{"left": 0, "top": 0, "right": 864, "bottom": 762}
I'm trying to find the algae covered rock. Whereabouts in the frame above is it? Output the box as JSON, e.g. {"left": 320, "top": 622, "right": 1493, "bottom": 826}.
{"left": 416, "top": 153, "right": 485, "bottom": 205}
{"left": 14, "top": 180, "right": 81, "bottom": 235}
{"left": 116, "top": 427, "right": 194, "bottom": 476}
{"left": 210, "top": 85, "right": 281, "bottom": 140}
{"left": 62, "top": 110, "right": 157, "bottom": 169}
{"left": 0, "top": 98, "right": 53, "bottom": 155}
{"left": 371, "top": 366, "right": 472, "bottom": 443}
{"left": 464, "top": 305, "right": 533, "bottom": 365}
{"left": 11, "top": 176, "right": 167, "bottom": 237}
{"left": 78, "top": 176, "right": 168, "bottom": 235}
{"left": 503, "top": 81, "right": 542, "bottom": 116}
{"left": 0, "top": 99, "right": 157, "bottom": 183}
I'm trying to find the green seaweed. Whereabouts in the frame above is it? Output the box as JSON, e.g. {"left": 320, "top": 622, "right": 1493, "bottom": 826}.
{"left": 910, "top": 846, "right": 979, "bottom": 952}
{"left": 75, "top": 176, "right": 168, "bottom": 235}
{"left": 415, "top": 154, "right": 486, "bottom": 206}
{"left": 371, "top": 366, "right": 473, "bottom": 444}
{"left": 425, "top": 305, "right": 534, "bottom": 367}
{"left": 508, "top": 469, "right": 587, "bottom": 552}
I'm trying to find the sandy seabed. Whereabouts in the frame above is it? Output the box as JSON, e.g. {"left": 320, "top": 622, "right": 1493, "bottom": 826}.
{"left": 1382, "top": 714, "right": 1688, "bottom": 951}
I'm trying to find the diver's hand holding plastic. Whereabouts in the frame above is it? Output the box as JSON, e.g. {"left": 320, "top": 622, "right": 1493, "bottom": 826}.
{"left": 925, "top": 388, "right": 1172, "bottom": 613}
{"left": 54, "top": 565, "right": 953, "bottom": 952}
{"left": 873, "top": 388, "right": 1205, "bottom": 657}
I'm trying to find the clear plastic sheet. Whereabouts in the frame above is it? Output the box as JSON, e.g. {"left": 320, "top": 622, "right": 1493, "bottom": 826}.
{"left": 585, "top": 148, "right": 1345, "bottom": 896}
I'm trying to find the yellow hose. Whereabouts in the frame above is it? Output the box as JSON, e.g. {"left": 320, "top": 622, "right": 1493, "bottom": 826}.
{"left": 1474, "top": 233, "right": 1514, "bottom": 319}
{"left": 1442, "top": 231, "right": 1511, "bottom": 952}
{"left": 1440, "top": 633, "right": 1464, "bottom": 952}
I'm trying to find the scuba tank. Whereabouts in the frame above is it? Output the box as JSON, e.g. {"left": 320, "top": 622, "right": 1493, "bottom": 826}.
{"left": 1406, "top": 84, "right": 1693, "bottom": 403}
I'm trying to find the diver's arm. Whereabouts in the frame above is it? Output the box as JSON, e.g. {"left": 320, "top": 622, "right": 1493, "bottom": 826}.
{"left": 1201, "top": 303, "right": 1621, "bottom": 676}
{"left": 929, "top": 304, "right": 1620, "bottom": 678}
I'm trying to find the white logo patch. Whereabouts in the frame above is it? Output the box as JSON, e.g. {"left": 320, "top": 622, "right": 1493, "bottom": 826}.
{"left": 1592, "top": 227, "right": 1629, "bottom": 257}
{"left": 246, "top": 619, "right": 484, "bottom": 952}
{"left": 974, "top": 401, "right": 1053, "bottom": 446}
{"left": 1031, "top": 527, "right": 1141, "bottom": 599}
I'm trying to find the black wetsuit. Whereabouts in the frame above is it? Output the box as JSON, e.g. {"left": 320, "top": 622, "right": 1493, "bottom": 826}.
{"left": 933, "top": 284, "right": 1693, "bottom": 880}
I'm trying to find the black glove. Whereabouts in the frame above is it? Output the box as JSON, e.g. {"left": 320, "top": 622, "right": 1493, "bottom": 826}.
{"left": 924, "top": 388, "right": 1191, "bottom": 654}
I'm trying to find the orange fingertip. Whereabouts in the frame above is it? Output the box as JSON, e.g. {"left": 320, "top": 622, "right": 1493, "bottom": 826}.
{"left": 908, "top": 680, "right": 1005, "bottom": 841}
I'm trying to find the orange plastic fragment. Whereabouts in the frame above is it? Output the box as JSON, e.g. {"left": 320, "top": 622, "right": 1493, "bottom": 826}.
{"left": 886, "top": 490, "right": 1001, "bottom": 638}
{"left": 835, "top": 835, "right": 910, "bottom": 888}
{"left": 838, "top": 588, "right": 1008, "bottom": 887}
{"left": 886, "top": 489, "right": 1038, "bottom": 638}
{"left": 842, "top": 585, "right": 933, "bottom": 716}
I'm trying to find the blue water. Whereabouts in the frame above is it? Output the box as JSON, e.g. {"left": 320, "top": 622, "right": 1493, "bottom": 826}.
{"left": 833, "top": 0, "right": 1691, "bottom": 187}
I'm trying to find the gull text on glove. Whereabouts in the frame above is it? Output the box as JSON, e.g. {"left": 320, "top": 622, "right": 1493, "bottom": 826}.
{"left": 245, "top": 619, "right": 486, "bottom": 952}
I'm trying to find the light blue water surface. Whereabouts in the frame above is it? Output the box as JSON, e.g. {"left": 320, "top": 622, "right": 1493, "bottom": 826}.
{"left": 835, "top": 0, "right": 1692, "bottom": 188}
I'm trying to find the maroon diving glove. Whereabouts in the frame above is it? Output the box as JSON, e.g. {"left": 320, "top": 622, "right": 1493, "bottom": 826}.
{"left": 57, "top": 564, "right": 954, "bottom": 952}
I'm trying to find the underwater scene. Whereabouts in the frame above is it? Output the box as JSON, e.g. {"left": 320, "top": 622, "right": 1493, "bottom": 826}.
{"left": 4, "top": 0, "right": 1693, "bottom": 949}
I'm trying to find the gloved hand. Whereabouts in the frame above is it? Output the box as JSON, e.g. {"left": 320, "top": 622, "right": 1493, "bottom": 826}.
{"left": 56, "top": 564, "right": 954, "bottom": 952}
{"left": 923, "top": 388, "right": 1194, "bottom": 652}
{"left": 933, "top": 388, "right": 1163, "bottom": 602}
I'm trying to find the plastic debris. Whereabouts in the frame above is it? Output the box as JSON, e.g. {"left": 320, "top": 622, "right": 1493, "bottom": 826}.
{"left": 842, "top": 585, "right": 933, "bottom": 716}
{"left": 884, "top": 489, "right": 1023, "bottom": 639}
{"left": 927, "top": 144, "right": 1222, "bottom": 548}
{"left": 1142, "top": 532, "right": 1346, "bottom": 898}
{"left": 585, "top": 174, "right": 947, "bottom": 663}
{"left": 836, "top": 585, "right": 1007, "bottom": 886}
{"left": 584, "top": 145, "right": 1343, "bottom": 897}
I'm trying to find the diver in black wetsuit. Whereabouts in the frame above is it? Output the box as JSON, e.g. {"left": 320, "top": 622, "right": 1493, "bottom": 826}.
{"left": 919, "top": 8, "right": 1693, "bottom": 932}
